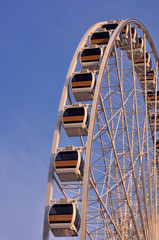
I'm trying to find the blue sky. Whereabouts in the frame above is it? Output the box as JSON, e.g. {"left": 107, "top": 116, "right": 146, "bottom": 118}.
{"left": 0, "top": 0, "right": 159, "bottom": 239}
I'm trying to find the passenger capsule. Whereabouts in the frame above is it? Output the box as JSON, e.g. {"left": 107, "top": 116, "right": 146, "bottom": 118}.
{"left": 62, "top": 104, "right": 89, "bottom": 137}
{"left": 127, "top": 37, "right": 144, "bottom": 59}
{"left": 147, "top": 90, "right": 159, "bottom": 108}
{"left": 134, "top": 52, "right": 152, "bottom": 73}
{"left": 80, "top": 47, "right": 103, "bottom": 70}
{"left": 120, "top": 25, "right": 130, "bottom": 50}
{"left": 48, "top": 202, "right": 81, "bottom": 237}
{"left": 90, "top": 31, "right": 110, "bottom": 46}
{"left": 55, "top": 148, "right": 84, "bottom": 181}
{"left": 139, "top": 70, "right": 156, "bottom": 89}
{"left": 71, "top": 71, "right": 96, "bottom": 101}
{"left": 101, "top": 22, "right": 122, "bottom": 47}
{"left": 150, "top": 112, "right": 159, "bottom": 131}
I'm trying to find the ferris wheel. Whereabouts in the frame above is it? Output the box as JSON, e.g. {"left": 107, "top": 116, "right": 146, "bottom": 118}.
{"left": 42, "top": 19, "right": 159, "bottom": 240}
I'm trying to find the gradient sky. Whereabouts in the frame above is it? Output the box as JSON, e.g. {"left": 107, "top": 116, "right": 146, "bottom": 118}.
{"left": 1, "top": 0, "right": 159, "bottom": 239}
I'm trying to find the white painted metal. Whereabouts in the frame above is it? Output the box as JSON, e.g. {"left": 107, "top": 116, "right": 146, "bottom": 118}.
{"left": 43, "top": 19, "right": 159, "bottom": 240}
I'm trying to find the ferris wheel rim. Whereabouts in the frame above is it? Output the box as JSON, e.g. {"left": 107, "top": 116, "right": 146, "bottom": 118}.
{"left": 43, "top": 18, "right": 159, "bottom": 240}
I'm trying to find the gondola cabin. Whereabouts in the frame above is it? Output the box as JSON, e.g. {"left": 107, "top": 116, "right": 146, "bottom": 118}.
{"left": 146, "top": 90, "right": 159, "bottom": 108}
{"left": 128, "top": 37, "right": 144, "bottom": 59}
{"left": 101, "top": 22, "right": 121, "bottom": 47}
{"left": 90, "top": 31, "right": 110, "bottom": 46}
{"left": 62, "top": 104, "right": 89, "bottom": 137}
{"left": 139, "top": 70, "right": 156, "bottom": 89}
{"left": 80, "top": 47, "right": 103, "bottom": 70}
{"left": 120, "top": 25, "right": 130, "bottom": 50}
{"left": 127, "top": 37, "right": 144, "bottom": 59}
{"left": 134, "top": 52, "right": 152, "bottom": 73}
{"left": 150, "top": 112, "right": 159, "bottom": 131}
{"left": 48, "top": 202, "right": 81, "bottom": 237}
{"left": 156, "top": 139, "right": 159, "bottom": 153}
{"left": 55, "top": 148, "right": 84, "bottom": 181}
{"left": 71, "top": 71, "right": 96, "bottom": 101}
{"left": 123, "top": 27, "right": 138, "bottom": 52}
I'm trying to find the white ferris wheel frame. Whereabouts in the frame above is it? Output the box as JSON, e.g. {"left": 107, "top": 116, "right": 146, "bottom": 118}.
{"left": 43, "top": 18, "right": 159, "bottom": 240}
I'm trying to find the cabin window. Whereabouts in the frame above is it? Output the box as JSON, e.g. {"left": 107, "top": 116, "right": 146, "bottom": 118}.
{"left": 74, "top": 208, "right": 81, "bottom": 231}
{"left": 72, "top": 73, "right": 92, "bottom": 82}
{"left": 138, "top": 38, "right": 142, "bottom": 44}
{"left": 81, "top": 48, "right": 101, "bottom": 57}
{"left": 63, "top": 108, "right": 85, "bottom": 117}
{"left": 56, "top": 151, "right": 78, "bottom": 161}
{"left": 79, "top": 155, "right": 84, "bottom": 176}
{"left": 101, "top": 23, "right": 118, "bottom": 30}
{"left": 50, "top": 204, "right": 73, "bottom": 215}
{"left": 131, "top": 28, "right": 135, "bottom": 34}
{"left": 147, "top": 91, "right": 154, "bottom": 97}
{"left": 86, "top": 113, "right": 90, "bottom": 129}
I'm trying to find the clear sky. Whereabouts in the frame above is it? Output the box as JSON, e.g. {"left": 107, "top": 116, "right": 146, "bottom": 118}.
{"left": 1, "top": 0, "right": 159, "bottom": 239}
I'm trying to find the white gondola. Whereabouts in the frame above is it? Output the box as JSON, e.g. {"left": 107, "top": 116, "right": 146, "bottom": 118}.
{"left": 120, "top": 25, "right": 130, "bottom": 50}
{"left": 80, "top": 46, "right": 103, "bottom": 70}
{"left": 134, "top": 52, "right": 152, "bottom": 73}
{"left": 121, "top": 26, "right": 138, "bottom": 51}
{"left": 127, "top": 37, "right": 144, "bottom": 59}
{"left": 48, "top": 201, "right": 81, "bottom": 237}
{"left": 139, "top": 70, "right": 156, "bottom": 89}
{"left": 149, "top": 112, "right": 159, "bottom": 131}
{"left": 100, "top": 21, "right": 122, "bottom": 47}
{"left": 146, "top": 90, "right": 159, "bottom": 108}
{"left": 71, "top": 71, "right": 96, "bottom": 101}
{"left": 62, "top": 103, "right": 89, "bottom": 137}
{"left": 55, "top": 146, "right": 84, "bottom": 181}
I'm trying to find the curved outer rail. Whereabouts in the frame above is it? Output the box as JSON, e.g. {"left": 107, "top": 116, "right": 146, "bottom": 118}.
{"left": 80, "top": 18, "right": 159, "bottom": 240}
{"left": 43, "top": 18, "right": 159, "bottom": 240}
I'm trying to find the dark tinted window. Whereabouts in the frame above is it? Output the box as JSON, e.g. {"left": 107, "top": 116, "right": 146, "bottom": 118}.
{"left": 56, "top": 151, "right": 78, "bottom": 161}
{"left": 49, "top": 204, "right": 73, "bottom": 215}
{"left": 74, "top": 208, "right": 81, "bottom": 231}
{"left": 72, "top": 73, "right": 92, "bottom": 82}
{"left": 138, "top": 37, "right": 142, "bottom": 44}
{"left": 147, "top": 91, "right": 154, "bottom": 96}
{"left": 101, "top": 23, "right": 118, "bottom": 30}
{"left": 81, "top": 48, "right": 101, "bottom": 56}
{"left": 145, "top": 52, "right": 149, "bottom": 58}
{"left": 91, "top": 31, "right": 110, "bottom": 40}
{"left": 131, "top": 27, "right": 135, "bottom": 34}
{"left": 63, "top": 107, "right": 85, "bottom": 117}
{"left": 86, "top": 113, "right": 90, "bottom": 128}
{"left": 148, "top": 70, "right": 154, "bottom": 74}
{"left": 79, "top": 156, "right": 84, "bottom": 176}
